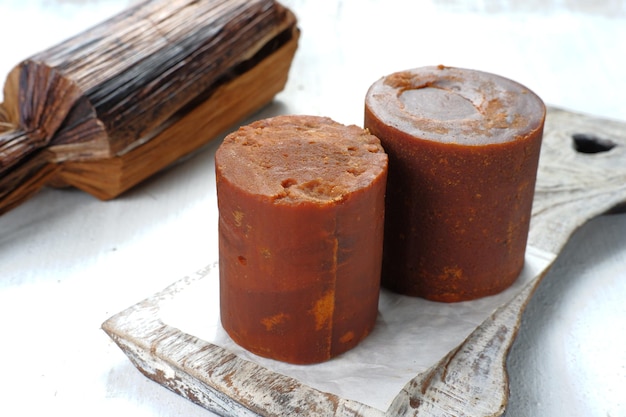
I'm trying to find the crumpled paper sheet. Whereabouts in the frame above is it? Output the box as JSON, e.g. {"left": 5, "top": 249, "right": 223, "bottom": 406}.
{"left": 161, "top": 245, "right": 555, "bottom": 411}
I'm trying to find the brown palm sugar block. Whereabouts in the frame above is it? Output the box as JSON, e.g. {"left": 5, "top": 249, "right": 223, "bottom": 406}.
{"left": 215, "top": 114, "right": 388, "bottom": 364}
{"left": 364, "top": 65, "right": 545, "bottom": 302}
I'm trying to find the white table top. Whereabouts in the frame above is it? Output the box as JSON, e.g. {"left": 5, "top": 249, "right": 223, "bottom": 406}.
{"left": 1, "top": 0, "right": 625, "bottom": 416}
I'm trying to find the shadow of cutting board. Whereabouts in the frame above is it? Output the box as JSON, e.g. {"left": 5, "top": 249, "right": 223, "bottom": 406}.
{"left": 103, "top": 107, "right": 626, "bottom": 417}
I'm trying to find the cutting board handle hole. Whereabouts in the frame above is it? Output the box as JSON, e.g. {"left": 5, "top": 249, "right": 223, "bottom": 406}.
{"left": 572, "top": 133, "right": 617, "bottom": 154}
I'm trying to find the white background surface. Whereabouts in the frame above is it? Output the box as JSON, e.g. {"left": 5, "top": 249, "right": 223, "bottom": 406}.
{"left": 1, "top": 0, "right": 625, "bottom": 416}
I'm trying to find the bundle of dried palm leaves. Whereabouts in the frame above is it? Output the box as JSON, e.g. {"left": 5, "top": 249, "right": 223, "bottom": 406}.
{"left": 0, "top": 0, "right": 299, "bottom": 214}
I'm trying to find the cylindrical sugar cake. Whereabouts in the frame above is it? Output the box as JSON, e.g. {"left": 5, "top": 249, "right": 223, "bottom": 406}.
{"left": 216, "top": 115, "right": 388, "bottom": 364}
{"left": 364, "top": 65, "right": 545, "bottom": 302}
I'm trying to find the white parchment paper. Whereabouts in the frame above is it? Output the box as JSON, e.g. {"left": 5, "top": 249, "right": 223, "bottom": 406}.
{"left": 161, "top": 245, "right": 555, "bottom": 411}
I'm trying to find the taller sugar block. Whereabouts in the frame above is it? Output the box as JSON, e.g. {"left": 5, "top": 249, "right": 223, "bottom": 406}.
{"left": 365, "top": 65, "right": 545, "bottom": 302}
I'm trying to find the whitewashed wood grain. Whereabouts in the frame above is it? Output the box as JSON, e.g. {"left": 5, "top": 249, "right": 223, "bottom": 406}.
{"left": 103, "top": 107, "right": 626, "bottom": 416}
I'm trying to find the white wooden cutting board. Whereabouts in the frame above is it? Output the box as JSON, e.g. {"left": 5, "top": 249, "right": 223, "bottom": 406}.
{"left": 103, "top": 107, "right": 626, "bottom": 417}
